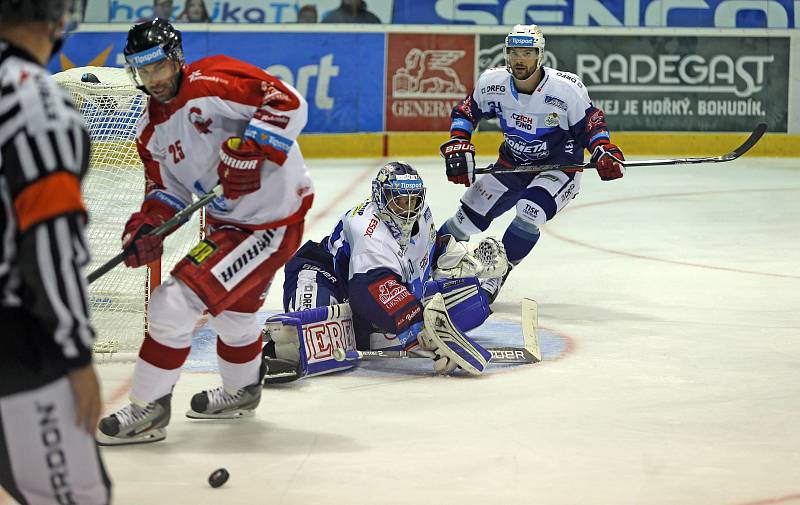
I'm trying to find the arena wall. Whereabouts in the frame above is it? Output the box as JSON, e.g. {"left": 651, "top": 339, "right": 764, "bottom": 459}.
{"left": 57, "top": 24, "right": 800, "bottom": 157}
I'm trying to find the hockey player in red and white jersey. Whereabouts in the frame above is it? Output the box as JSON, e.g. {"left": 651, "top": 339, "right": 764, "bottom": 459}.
{"left": 97, "top": 19, "right": 314, "bottom": 445}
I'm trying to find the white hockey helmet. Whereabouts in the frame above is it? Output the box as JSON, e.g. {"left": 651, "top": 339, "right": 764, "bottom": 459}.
{"left": 504, "top": 24, "right": 546, "bottom": 76}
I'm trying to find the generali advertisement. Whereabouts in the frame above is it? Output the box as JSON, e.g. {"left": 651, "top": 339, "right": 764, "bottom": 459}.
{"left": 385, "top": 34, "right": 475, "bottom": 132}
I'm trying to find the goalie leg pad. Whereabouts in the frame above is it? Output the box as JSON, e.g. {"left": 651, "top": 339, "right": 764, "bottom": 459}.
{"left": 263, "top": 304, "right": 357, "bottom": 381}
{"left": 419, "top": 293, "right": 491, "bottom": 375}
{"left": 423, "top": 277, "right": 490, "bottom": 333}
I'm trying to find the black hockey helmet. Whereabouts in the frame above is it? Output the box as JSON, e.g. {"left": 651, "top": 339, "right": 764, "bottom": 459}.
{"left": 124, "top": 18, "right": 184, "bottom": 94}
{"left": 124, "top": 18, "right": 184, "bottom": 67}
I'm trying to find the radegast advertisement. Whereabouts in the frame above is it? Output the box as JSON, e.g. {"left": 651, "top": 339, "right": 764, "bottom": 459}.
{"left": 51, "top": 31, "right": 385, "bottom": 133}
{"left": 477, "top": 35, "right": 789, "bottom": 132}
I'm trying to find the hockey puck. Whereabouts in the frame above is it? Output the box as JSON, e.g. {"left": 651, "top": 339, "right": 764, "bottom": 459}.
{"left": 80, "top": 72, "right": 100, "bottom": 84}
{"left": 208, "top": 468, "right": 229, "bottom": 488}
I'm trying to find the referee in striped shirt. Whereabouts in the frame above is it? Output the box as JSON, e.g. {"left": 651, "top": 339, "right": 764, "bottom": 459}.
{"left": 0, "top": 1, "right": 111, "bottom": 503}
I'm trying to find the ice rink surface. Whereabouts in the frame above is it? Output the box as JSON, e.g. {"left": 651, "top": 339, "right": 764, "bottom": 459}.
{"left": 5, "top": 155, "right": 799, "bottom": 505}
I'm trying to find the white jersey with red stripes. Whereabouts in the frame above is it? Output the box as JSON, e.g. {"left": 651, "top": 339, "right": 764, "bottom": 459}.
{"left": 136, "top": 55, "right": 314, "bottom": 229}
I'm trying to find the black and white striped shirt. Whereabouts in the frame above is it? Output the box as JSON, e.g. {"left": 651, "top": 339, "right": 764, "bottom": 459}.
{"left": 0, "top": 40, "right": 95, "bottom": 396}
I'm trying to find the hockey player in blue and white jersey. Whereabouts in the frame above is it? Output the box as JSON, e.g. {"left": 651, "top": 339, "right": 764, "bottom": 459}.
{"left": 264, "top": 161, "right": 509, "bottom": 380}
{"left": 439, "top": 24, "right": 625, "bottom": 302}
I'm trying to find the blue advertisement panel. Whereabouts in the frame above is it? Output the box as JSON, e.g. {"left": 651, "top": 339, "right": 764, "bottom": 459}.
{"left": 88, "top": 0, "right": 797, "bottom": 26}
{"left": 90, "top": 0, "right": 394, "bottom": 24}
{"left": 51, "top": 31, "right": 385, "bottom": 133}
{"left": 392, "top": 0, "right": 799, "bottom": 28}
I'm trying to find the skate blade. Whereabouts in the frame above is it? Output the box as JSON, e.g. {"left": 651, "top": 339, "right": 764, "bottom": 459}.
{"left": 185, "top": 408, "right": 256, "bottom": 420}
{"left": 95, "top": 428, "right": 166, "bottom": 446}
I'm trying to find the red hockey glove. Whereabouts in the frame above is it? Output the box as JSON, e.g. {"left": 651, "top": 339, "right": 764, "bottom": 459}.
{"left": 217, "top": 137, "right": 265, "bottom": 199}
{"left": 591, "top": 143, "right": 625, "bottom": 181}
{"left": 121, "top": 212, "right": 164, "bottom": 268}
{"left": 440, "top": 138, "right": 476, "bottom": 187}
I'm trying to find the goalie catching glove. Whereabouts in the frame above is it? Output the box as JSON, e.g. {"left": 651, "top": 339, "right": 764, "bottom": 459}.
{"left": 434, "top": 236, "right": 509, "bottom": 281}
{"left": 217, "top": 137, "right": 266, "bottom": 199}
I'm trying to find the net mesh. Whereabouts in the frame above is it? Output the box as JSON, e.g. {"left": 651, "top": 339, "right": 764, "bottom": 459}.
{"left": 54, "top": 66, "right": 202, "bottom": 358}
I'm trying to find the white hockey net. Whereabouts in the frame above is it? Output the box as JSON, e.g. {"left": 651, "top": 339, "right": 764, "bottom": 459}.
{"left": 54, "top": 66, "right": 202, "bottom": 359}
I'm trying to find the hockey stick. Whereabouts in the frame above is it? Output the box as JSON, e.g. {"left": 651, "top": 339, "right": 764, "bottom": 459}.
{"left": 332, "top": 298, "right": 542, "bottom": 365}
{"left": 333, "top": 346, "right": 536, "bottom": 364}
{"left": 87, "top": 185, "right": 224, "bottom": 284}
{"left": 475, "top": 122, "right": 767, "bottom": 175}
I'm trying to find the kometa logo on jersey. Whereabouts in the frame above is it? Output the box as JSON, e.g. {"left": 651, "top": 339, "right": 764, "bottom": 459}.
{"left": 505, "top": 135, "right": 549, "bottom": 159}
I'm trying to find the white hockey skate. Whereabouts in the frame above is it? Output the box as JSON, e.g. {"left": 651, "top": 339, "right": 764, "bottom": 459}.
{"left": 96, "top": 394, "right": 171, "bottom": 446}
{"left": 186, "top": 383, "right": 262, "bottom": 419}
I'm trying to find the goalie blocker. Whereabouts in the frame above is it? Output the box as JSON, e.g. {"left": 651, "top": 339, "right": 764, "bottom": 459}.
{"left": 262, "top": 278, "right": 493, "bottom": 381}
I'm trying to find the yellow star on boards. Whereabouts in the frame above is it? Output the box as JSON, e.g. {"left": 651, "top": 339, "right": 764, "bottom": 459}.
{"left": 59, "top": 45, "right": 114, "bottom": 71}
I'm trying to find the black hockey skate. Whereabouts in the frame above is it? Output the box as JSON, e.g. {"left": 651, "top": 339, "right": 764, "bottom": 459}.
{"left": 96, "top": 393, "right": 172, "bottom": 446}
{"left": 186, "top": 383, "right": 262, "bottom": 419}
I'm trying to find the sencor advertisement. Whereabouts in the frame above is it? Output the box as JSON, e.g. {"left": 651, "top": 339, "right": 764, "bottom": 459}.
{"left": 52, "top": 31, "right": 385, "bottom": 133}
{"left": 88, "top": 0, "right": 800, "bottom": 27}
{"left": 478, "top": 34, "right": 789, "bottom": 132}
{"left": 392, "top": 0, "right": 800, "bottom": 27}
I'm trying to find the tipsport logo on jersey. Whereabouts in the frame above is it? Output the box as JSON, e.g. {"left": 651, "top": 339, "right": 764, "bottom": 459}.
{"left": 385, "top": 34, "right": 475, "bottom": 132}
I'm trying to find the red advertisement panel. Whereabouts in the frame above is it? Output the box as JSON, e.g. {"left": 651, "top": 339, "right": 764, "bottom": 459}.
{"left": 385, "top": 34, "right": 475, "bottom": 132}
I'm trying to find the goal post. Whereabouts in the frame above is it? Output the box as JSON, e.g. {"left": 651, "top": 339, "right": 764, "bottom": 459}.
{"left": 54, "top": 66, "right": 203, "bottom": 359}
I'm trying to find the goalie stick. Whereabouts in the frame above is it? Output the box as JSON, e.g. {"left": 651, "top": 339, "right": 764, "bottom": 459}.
{"left": 87, "top": 185, "right": 224, "bottom": 284}
{"left": 476, "top": 122, "right": 767, "bottom": 175}
{"left": 332, "top": 298, "right": 542, "bottom": 366}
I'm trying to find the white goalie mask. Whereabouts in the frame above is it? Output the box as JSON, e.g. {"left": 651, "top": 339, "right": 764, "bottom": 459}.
{"left": 504, "top": 24, "right": 546, "bottom": 82}
{"left": 371, "top": 161, "right": 426, "bottom": 251}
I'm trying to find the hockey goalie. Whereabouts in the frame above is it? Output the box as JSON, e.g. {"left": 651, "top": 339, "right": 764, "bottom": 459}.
{"left": 263, "top": 161, "right": 510, "bottom": 382}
